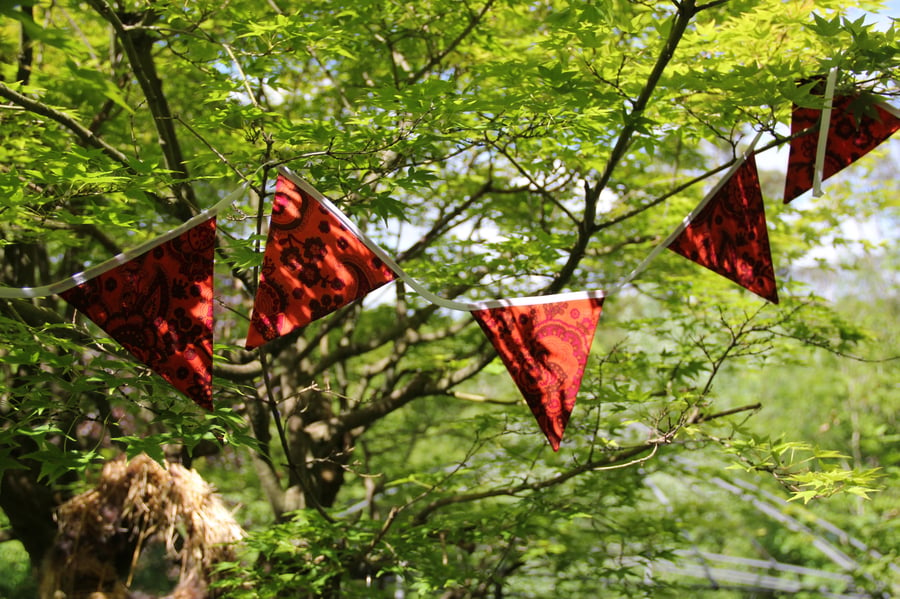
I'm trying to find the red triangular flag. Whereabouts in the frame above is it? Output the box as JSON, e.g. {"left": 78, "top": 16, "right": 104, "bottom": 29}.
{"left": 472, "top": 296, "right": 604, "bottom": 451}
{"left": 246, "top": 174, "right": 397, "bottom": 349}
{"left": 60, "top": 218, "right": 217, "bottom": 409}
{"left": 668, "top": 155, "right": 779, "bottom": 303}
{"left": 784, "top": 95, "right": 900, "bottom": 203}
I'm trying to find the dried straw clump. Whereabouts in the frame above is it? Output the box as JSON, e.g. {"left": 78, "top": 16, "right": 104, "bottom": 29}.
{"left": 41, "top": 453, "right": 244, "bottom": 599}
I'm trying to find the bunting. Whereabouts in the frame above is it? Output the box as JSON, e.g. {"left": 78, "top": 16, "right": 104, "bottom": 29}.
{"left": 668, "top": 154, "right": 779, "bottom": 304}
{"left": 246, "top": 174, "right": 398, "bottom": 349}
{"left": 60, "top": 218, "right": 217, "bottom": 410}
{"left": 472, "top": 296, "right": 604, "bottom": 451}
{"left": 1, "top": 87, "right": 895, "bottom": 446}
{"left": 784, "top": 95, "right": 900, "bottom": 203}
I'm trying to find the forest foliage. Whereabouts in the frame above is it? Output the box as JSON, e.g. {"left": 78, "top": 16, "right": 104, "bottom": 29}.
{"left": 0, "top": 0, "right": 898, "bottom": 597}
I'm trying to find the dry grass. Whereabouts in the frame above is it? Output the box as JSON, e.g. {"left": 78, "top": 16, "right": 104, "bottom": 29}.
{"left": 40, "top": 453, "right": 244, "bottom": 599}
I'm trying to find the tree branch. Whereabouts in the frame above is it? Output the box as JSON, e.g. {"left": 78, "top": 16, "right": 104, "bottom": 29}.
{"left": 56, "top": 222, "right": 124, "bottom": 255}
{"left": 0, "top": 81, "right": 130, "bottom": 166}
{"left": 686, "top": 403, "right": 762, "bottom": 425}
{"left": 305, "top": 280, "right": 483, "bottom": 379}
{"left": 412, "top": 443, "right": 659, "bottom": 525}
{"left": 487, "top": 139, "right": 580, "bottom": 225}
{"left": 407, "top": 403, "right": 763, "bottom": 527}
{"left": 696, "top": 0, "right": 731, "bottom": 11}
{"left": 212, "top": 358, "right": 263, "bottom": 381}
{"left": 244, "top": 391, "right": 288, "bottom": 516}
{"left": 258, "top": 349, "right": 334, "bottom": 521}
{"left": 397, "top": 179, "right": 494, "bottom": 262}
{"left": 548, "top": 0, "right": 699, "bottom": 293}
{"left": 0, "top": 81, "right": 190, "bottom": 219}
{"left": 592, "top": 124, "right": 823, "bottom": 236}
{"left": 15, "top": 5, "right": 34, "bottom": 85}
{"left": 446, "top": 391, "right": 520, "bottom": 406}
{"left": 334, "top": 372, "right": 433, "bottom": 433}
{"left": 407, "top": 0, "right": 496, "bottom": 85}
{"left": 86, "top": 0, "right": 197, "bottom": 220}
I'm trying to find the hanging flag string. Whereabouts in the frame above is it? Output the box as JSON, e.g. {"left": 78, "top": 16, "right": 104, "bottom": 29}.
{"left": 0, "top": 186, "right": 244, "bottom": 299}
{"left": 3, "top": 92, "right": 894, "bottom": 308}
{"left": 812, "top": 67, "right": 839, "bottom": 197}
{"left": 784, "top": 90, "right": 899, "bottom": 204}
{"left": 0, "top": 147, "right": 769, "bottom": 309}
{"left": 281, "top": 167, "right": 607, "bottom": 311}
{"left": 881, "top": 102, "right": 900, "bottom": 119}
{"left": 607, "top": 132, "right": 764, "bottom": 296}
{"left": 281, "top": 131, "right": 763, "bottom": 312}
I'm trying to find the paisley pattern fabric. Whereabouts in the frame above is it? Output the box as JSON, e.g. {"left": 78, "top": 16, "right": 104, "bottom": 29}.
{"left": 784, "top": 95, "right": 900, "bottom": 203}
{"left": 60, "top": 218, "right": 217, "bottom": 410}
{"left": 472, "top": 297, "right": 604, "bottom": 451}
{"left": 246, "top": 174, "right": 397, "bottom": 349}
{"left": 668, "top": 155, "right": 779, "bottom": 304}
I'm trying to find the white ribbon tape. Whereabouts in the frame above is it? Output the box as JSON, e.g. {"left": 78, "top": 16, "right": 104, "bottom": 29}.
{"left": 812, "top": 67, "right": 839, "bottom": 197}
{"left": 280, "top": 167, "right": 607, "bottom": 312}
{"left": 607, "top": 130, "right": 763, "bottom": 295}
{"left": 0, "top": 186, "right": 244, "bottom": 299}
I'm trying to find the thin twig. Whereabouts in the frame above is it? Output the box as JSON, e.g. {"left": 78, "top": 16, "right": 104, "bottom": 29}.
{"left": 407, "top": 0, "right": 496, "bottom": 85}
{"left": 258, "top": 349, "right": 334, "bottom": 522}
{"left": 687, "top": 402, "right": 763, "bottom": 425}
{"left": 173, "top": 115, "right": 251, "bottom": 183}
{"left": 222, "top": 43, "right": 260, "bottom": 109}
{"left": 412, "top": 442, "right": 657, "bottom": 525}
